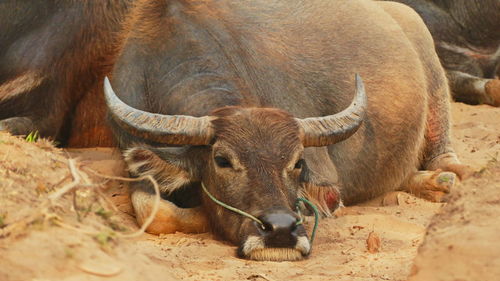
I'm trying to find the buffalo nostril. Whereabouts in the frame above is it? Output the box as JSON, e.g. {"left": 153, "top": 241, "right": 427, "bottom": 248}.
{"left": 260, "top": 221, "right": 274, "bottom": 232}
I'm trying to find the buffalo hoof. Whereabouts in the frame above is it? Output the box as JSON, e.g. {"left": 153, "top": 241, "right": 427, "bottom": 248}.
{"left": 485, "top": 79, "right": 500, "bottom": 107}
{"left": 0, "top": 117, "right": 36, "bottom": 136}
{"left": 425, "top": 152, "right": 474, "bottom": 180}
{"left": 404, "top": 170, "right": 457, "bottom": 202}
{"left": 438, "top": 162, "right": 474, "bottom": 181}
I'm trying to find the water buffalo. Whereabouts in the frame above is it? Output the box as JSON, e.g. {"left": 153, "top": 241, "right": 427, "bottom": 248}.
{"left": 104, "top": 0, "right": 470, "bottom": 261}
{"left": 0, "top": 0, "right": 132, "bottom": 146}
{"left": 384, "top": 0, "right": 500, "bottom": 106}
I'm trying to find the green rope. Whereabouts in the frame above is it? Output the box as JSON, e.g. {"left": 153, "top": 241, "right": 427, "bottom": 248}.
{"left": 201, "top": 182, "right": 320, "bottom": 245}
{"left": 295, "top": 197, "right": 320, "bottom": 245}
{"left": 201, "top": 182, "right": 264, "bottom": 226}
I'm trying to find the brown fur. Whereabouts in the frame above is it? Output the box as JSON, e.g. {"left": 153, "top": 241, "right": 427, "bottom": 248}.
{"left": 66, "top": 0, "right": 133, "bottom": 147}
{"left": 0, "top": 71, "right": 44, "bottom": 101}
{"left": 118, "top": 0, "right": 171, "bottom": 46}
{"left": 124, "top": 147, "right": 192, "bottom": 193}
{"left": 211, "top": 106, "right": 302, "bottom": 157}
{"left": 67, "top": 83, "right": 116, "bottom": 147}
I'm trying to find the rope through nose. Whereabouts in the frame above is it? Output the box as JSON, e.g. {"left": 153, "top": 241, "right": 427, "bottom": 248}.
{"left": 201, "top": 182, "right": 264, "bottom": 226}
{"left": 295, "top": 197, "right": 319, "bottom": 245}
{"left": 201, "top": 182, "right": 320, "bottom": 245}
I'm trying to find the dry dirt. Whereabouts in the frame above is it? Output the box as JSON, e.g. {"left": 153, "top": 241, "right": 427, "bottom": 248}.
{"left": 0, "top": 102, "right": 499, "bottom": 281}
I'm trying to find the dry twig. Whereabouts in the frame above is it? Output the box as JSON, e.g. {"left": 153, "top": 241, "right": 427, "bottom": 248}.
{"left": 48, "top": 158, "right": 81, "bottom": 201}
{"left": 366, "top": 231, "right": 381, "bottom": 253}
{"left": 81, "top": 167, "right": 161, "bottom": 238}
{"left": 1, "top": 157, "right": 161, "bottom": 241}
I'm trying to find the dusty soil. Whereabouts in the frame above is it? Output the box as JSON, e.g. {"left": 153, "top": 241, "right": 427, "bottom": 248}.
{"left": 0, "top": 102, "right": 498, "bottom": 281}
{"left": 408, "top": 162, "right": 500, "bottom": 281}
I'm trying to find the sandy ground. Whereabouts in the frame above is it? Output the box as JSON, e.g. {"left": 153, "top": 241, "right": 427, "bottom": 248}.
{"left": 0, "top": 102, "right": 499, "bottom": 281}
{"left": 408, "top": 162, "right": 500, "bottom": 281}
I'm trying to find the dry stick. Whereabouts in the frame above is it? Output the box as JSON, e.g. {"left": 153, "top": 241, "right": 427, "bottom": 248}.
{"left": 51, "top": 174, "right": 72, "bottom": 190}
{"left": 1, "top": 156, "right": 160, "bottom": 239}
{"left": 1, "top": 159, "right": 107, "bottom": 239}
{"left": 53, "top": 219, "right": 103, "bottom": 236}
{"left": 0, "top": 209, "right": 45, "bottom": 238}
{"left": 74, "top": 165, "right": 120, "bottom": 215}
{"left": 76, "top": 163, "right": 119, "bottom": 212}
{"left": 48, "top": 159, "right": 161, "bottom": 239}
{"left": 250, "top": 274, "right": 277, "bottom": 281}
{"left": 48, "top": 158, "right": 81, "bottom": 202}
{"left": 82, "top": 167, "right": 161, "bottom": 239}
{"left": 94, "top": 185, "right": 120, "bottom": 213}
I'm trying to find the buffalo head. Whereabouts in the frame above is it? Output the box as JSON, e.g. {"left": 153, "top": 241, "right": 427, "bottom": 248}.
{"left": 104, "top": 74, "right": 366, "bottom": 261}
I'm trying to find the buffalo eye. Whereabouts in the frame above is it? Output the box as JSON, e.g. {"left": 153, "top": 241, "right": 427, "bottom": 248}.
{"left": 294, "top": 159, "right": 304, "bottom": 170}
{"left": 214, "top": 156, "right": 232, "bottom": 168}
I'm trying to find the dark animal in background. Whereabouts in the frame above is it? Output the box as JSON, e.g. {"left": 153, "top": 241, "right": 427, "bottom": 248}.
{"left": 0, "top": 0, "right": 132, "bottom": 146}
{"left": 384, "top": 0, "right": 500, "bottom": 106}
{"left": 0, "top": 0, "right": 471, "bottom": 261}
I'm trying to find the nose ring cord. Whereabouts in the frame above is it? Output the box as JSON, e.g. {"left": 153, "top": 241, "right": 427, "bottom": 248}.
{"left": 295, "top": 198, "right": 320, "bottom": 244}
{"left": 200, "top": 182, "right": 320, "bottom": 245}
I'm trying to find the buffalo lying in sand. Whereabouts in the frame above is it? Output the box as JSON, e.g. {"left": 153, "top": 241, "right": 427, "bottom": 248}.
{"left": 104, "top": 0, "right": 470, "bottom": 261}
{"left": 0, "top": 0, "right": 470, "bottom": 261}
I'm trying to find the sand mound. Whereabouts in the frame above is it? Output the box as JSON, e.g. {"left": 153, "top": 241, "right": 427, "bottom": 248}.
{"left": 0, "top": 102, "right": 498, "bottom": 281}
{"left": 408, "top": 162, "right": 500, "bottom": 281}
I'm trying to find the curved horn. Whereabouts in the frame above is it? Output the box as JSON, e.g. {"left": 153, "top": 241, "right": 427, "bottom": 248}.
{"left": 296, "top": 74, "right": 367, "bottom": 147}
{"left": 103, "top": 77, "right": 214, "bottom": 145}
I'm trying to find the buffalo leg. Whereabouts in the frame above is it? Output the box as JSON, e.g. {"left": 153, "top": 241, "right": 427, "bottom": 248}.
{"left": 0, "top": 74, "right": 70, "bottom": 140}
{"left": 448, "top": 71, "right": 500, "bottom": 106}
{"left": 416, "top": 53, "right": 474, "bottom": 200}
{"left": 0, "top": 117, "right": 37, "bottom": 135}
{"left": 0, "top": 108, "right": 67, "bottom": 140}
{"left": 130, "top": 181, "right": 209, "bottom": 234}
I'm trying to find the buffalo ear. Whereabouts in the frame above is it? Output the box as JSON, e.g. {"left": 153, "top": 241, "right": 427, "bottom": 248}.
{"left": 123, "top": 146, "right": 205, "bottom": 194}
{"left": 298, "top": 147, "right": 342, "bottom": 216}
{"left": 299, "top": 167, "right": 341, "bottom": 216}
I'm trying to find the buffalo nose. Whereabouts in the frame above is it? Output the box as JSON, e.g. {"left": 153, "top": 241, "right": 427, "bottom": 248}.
{"left": 260, "top": 212, "right": 297, "bottom": 232}
{"left": 257, "top": 211, "right": 301, "bottom": 247}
